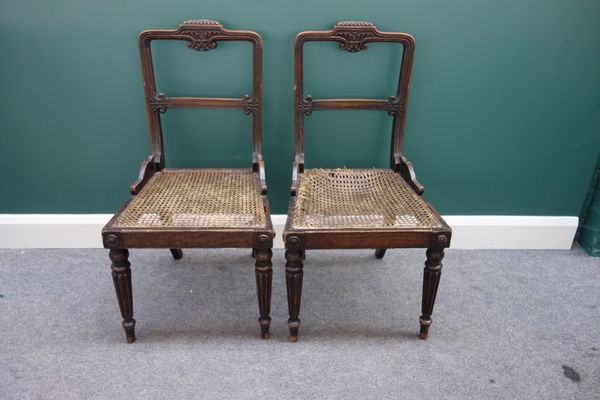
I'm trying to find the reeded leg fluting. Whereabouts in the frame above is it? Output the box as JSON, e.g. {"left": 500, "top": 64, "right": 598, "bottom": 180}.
{"left": 170, "top": 248, "right": 183, "bottom": 259}
{"left": 375, "top": 248, "right": 387, "bottom": 259}
{"left": 285, "top": 248, "right": 304, "bottom": 342}
{"left": 254, "top": 248, "right": 273, "bottom": 339}
{"left": 419, "top": 248, "right": 444, "bottom": 340}
{"left": 109, "top": 249, "right": 136, "bottom": 343}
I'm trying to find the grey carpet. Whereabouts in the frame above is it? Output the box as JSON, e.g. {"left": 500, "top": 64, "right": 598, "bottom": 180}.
{"left": 1, "top": 247, "right": 599, "bottom": 400}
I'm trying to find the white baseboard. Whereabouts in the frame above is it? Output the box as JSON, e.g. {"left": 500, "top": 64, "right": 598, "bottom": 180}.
{"left": 441, "top": 216, "right": 577, "bottom": 249}
{"left": 0, "top": 214, "right": 578, "bottom": 250}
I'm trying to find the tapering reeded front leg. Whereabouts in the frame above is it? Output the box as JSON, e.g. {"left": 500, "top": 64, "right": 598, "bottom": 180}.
{"left": 254, "top": 248, "right": 273, "bottom": 339}
{"left": 375, "top": 249, "right": 387, "bottom": 259}
{"left": 170, "top": 249, "right": 183, "bottom": 259}
{"left": 419, "top": 248, "right": 444, "bottom": 340}
{"left": 109, "top": 249, "right": 136, "bottom": 343}
{"left": 285, "top": 247, "right": 304, "bottom": 342}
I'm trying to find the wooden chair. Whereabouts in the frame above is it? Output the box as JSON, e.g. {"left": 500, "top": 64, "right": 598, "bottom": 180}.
{"left": 102, "top": 20, "right": 274, "bottom": 343}
{"left": 283, "top": 21, "right": 452, "bottom": 342}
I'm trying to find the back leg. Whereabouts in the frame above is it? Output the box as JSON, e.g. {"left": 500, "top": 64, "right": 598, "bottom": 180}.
{"left": 375, "top": 249, "right": 387, "bottom": 259}
{"left": 170, "top": 249, "right": 183, "bottom": 259}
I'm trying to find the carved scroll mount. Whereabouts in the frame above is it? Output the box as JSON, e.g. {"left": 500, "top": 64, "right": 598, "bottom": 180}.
{"left": 242, "top": 95, "right": 259, "bottom": 116}
{"left": 299, "top": 95, "right": 313, "bottom": 116}
{"left": 150, "top": 92, "right": 168, "bottom": 113}
{"left": 385, "top": 96, "right": 404, "bottom": 116}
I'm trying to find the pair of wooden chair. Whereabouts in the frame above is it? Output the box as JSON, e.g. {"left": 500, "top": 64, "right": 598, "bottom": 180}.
{"left": 102, "top": 20, "right": 451, "bottom": 343}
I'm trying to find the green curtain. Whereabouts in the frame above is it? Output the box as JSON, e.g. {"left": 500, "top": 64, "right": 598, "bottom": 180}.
{"left": 577, "top": 154, "right": 600, "bottom": 256}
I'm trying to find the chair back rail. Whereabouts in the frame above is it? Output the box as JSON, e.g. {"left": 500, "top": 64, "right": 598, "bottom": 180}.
{"left": 138, "top": 20, "right": 263, "bottom": 169}
{"left": 294, "top": 21, "right": 415, "bottom": 169}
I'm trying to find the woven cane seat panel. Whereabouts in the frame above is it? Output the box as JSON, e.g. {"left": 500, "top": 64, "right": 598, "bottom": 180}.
{"left": 114, "top": 169, "right": 266, "bottom": 229}
{"left": 291, "top": 169, "right": 443, "bottom": 230}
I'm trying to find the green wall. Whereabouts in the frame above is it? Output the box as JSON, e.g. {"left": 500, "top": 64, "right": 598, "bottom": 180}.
{"left": 1, "top": 0, "right": 599, "bottom": 215}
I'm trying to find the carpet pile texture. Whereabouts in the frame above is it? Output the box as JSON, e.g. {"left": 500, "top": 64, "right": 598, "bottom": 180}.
{"left": 1, "top": 247, "right": 598, "bottom": 399}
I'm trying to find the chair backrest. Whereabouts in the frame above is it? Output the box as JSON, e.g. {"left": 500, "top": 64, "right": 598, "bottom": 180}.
{"left": 138, "top": 20, "right": 263, "bottom": 169}
{"left": 294, "top": 21, "right": 415, "bottom": 169}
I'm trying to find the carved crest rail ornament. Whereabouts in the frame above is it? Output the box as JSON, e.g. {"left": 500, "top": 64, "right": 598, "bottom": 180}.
{"left": 178, "top": 19, "right": 224, "bottom": 52}
{"left": 333, "top": 21, "right": 379, "bottom": 53}
{"left": 180, "top": 29, "right": 221, "bottom": 51}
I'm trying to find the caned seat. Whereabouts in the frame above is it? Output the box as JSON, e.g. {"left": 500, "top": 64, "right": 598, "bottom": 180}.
{"left": 114, "top": 169, "right": 267, "bottom": 229}
{"left": 291, "top": 168, "right": 443, "bottom": 230}
{"left": 282, "top": 22, "right": 452, "bottom": 342}
{"left": 102, "top": 20, "right": 274, "bottom": 343}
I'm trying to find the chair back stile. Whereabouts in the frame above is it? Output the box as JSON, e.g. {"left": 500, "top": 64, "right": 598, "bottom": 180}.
{"left": 293, "top": 21, "right": 415, "bottom": 171}
{"left": 138, "top": 19, "right": 263, "bottom": 170}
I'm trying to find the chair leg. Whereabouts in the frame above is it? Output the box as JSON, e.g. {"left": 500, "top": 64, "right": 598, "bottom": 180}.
{"left": 254, "top": 248, "right": 273, "bottom": 339}
{"left": 170, "top": 248, "right": 183, "bottom": 259}
{"left": 419, "top": 248, "right": 444, "bottom": 340}
{"left": 109, "top": 249, "right": 136, "bottom": 343}
{"left": 285, "top": 249, "right": 304, "bottom": 342}
{"left": 375, "top": 248, "right": 387, "bottom": 258}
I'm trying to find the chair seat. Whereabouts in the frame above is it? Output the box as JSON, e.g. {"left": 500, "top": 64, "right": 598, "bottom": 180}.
{"left": 291, "top": 168, "right": 443, "bottom": 230}
{"left": 113, "top": 169, "right": 267, "bottom": 229}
